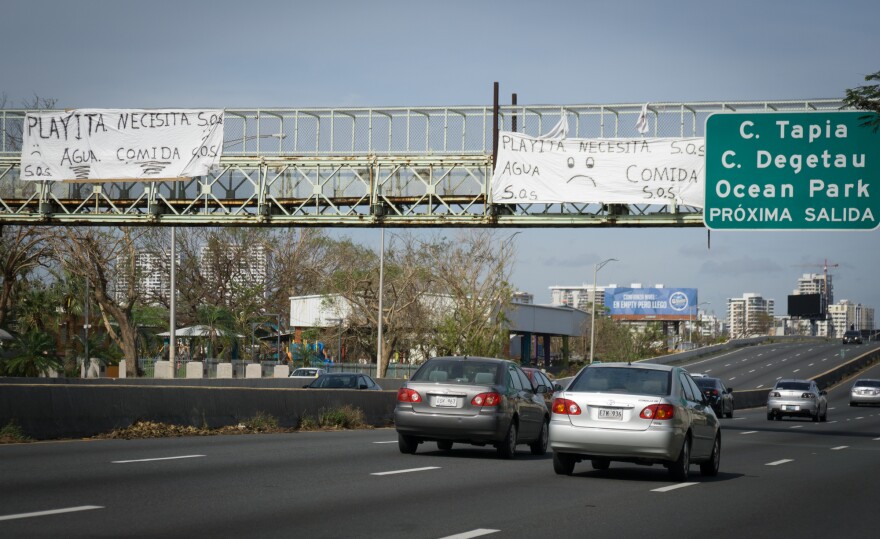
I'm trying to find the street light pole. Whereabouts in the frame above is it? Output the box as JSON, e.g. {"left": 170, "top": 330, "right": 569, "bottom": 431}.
{"left": 589, "top": 258, "right": 618, "bottom": 364}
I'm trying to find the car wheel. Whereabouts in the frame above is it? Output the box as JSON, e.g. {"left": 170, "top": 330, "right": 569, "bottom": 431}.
{"left": 820, "top": 406, "right": 828, "bottom": 422}
{"left": 669, "top": 435, "right": 691, "bottom": 481}
{"left": 553, "top": 452, "right": 576, "bottom": 475}
{"left": 591, "top": 458, "right": 610, "bottom": 471}
{"left": 497, "top": 421, "right": 518, "bottom": 459}
{"left": 767, "top": 412, "right": 774, "bottom": 421}
{"left": 398, "top": 433, "right": 418, "bottom": 454}
{"left": 437, "top": 440, "right": 453, "bottom": 451}
{"left": 850, "top": 402, "right": 857, "bottom": 407}
{"left": 700, "top": 434, "right": 721, "bottom": 477}
{"left": 529, "top": 419, "right": 549, "bottom": 456}
{"left": 725, "top": 404, "right": 734, "bottom": 419}
{"left": 812, "top": 410, "right": 819, "bottom": 422}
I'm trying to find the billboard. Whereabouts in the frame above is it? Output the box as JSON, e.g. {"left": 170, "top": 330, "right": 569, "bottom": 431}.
{"left": 604, "top": 287, "right": 698, "bottom": 320}
{"left": 787, "top": 293, "right": 825, "bottom": 318}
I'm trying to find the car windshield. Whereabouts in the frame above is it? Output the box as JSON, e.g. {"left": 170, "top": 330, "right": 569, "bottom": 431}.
{"left": 845, "top": 331, "right": 859, "bottom": 336}
{"left": 694, "top": 378, "right": 719, "bottom": 389}
{"left": 311, "top": 374, "right": 359, "bottom": 388}
{"left": 775, "top": 381, "right": 810, "bottom": 391}
{"left": 411, "top": 360, "right": 502, "bottom": 385}
{"left": 854, "top": 380, "right": 880, "bottom": 388}
{"left": 568, "top": 367, "right": 670, "bottom": 396}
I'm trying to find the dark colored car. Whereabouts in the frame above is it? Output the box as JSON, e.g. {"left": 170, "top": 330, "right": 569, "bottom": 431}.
{"left": 303, "top": 372, "right": 382, "bottom": 390}
{"left": 842, "top": 330, "right": 863, "bottom": 345}
{"left": 522, "top": 367, "right": 562, "bottom": 409}
{"left": 693, "top": 376, "right": 734, "bottom": 418}
{"left": 394, "top": 356, "right": 550, "bottom": 459}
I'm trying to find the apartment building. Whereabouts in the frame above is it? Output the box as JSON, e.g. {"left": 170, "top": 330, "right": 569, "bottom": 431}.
{"left": 728, "top": 293, "right": 775, "bottom": 338}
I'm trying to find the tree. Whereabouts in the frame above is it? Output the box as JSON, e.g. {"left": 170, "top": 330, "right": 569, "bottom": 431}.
{"left": 0, "top": 226, "right": 52, "bottom": 328}
{"left": 844, "top": 70, "right": 880, "bottom": 132}
{"left": 423, "top": 230, "right": 515, "bottom": 358}
{"left": 49, "top": 227, "right": 143, "bottom": 376}
{"left": 1, "top": 330, "right": 62, "bottom": 377}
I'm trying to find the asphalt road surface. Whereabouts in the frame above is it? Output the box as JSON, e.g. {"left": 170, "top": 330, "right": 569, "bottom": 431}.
{"left": 2, "top": 346, "right": 878, "bottom": 538}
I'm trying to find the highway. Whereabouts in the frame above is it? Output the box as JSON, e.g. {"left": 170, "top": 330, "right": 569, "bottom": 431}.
{"left": 1, "top": 343, "right": 878, "bottom": 538}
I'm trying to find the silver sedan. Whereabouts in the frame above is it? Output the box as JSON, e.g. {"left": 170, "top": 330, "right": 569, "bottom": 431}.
{"left": 549, "top": 363, "right": 720, "bottom": 481}
{"left": 850, "top": 378, "right": 880, "bottom": 406}
{"left": 767, "top": 379, "right": 828, "bottom": 421}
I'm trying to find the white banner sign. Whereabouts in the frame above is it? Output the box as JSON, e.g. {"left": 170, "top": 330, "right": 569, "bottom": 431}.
{"left": 21, "top": 109, "right": 224, "bottom": 181}
{"left": 491, "top": 131, "right": 705, "bottom": 208}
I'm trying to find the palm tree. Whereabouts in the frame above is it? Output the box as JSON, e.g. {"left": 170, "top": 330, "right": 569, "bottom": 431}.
{"left": 196, "top": 305, "right": 236, "bottom": 360}
{"left": 2, "top": 330, "right": 62, "bottom": 377}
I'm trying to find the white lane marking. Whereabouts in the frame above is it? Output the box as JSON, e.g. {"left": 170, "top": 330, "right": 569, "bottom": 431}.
{"left": 741, "top": 431, "right": 758, "bottom": 435}
{"left": 652, "top": 482, "right": 699, "bottom": 492}
{"left": 808, "top": 348, "right": 813, "bottom": 352}
{"left": 822, "top": 358, "right": 827, "bottom": 362}
{"left": 828, "top": 421, "right": 838, "bottom": 424}
{"left": 729, "top": 376, "right": 737, "bottom": 381}
{"left": 725, "top": 364, "right": 731, "bottom": 367}
{"left": 704, "top": 369, "right": 712, "bottom": 373}
{"left": 749, "top": 369, "right": 756, "bottom": 373}
{"left": 789, "top": 425, "right": 803, "bottom": 429}
{"left": 372, "top": 441, "right": 398, "bottom": 444}
{"left": 766, "top": 459, "right": 793, "bottom": 466}
{"left": 732, "top": 417, "right": 746, "bottom": 420}
{"left": 371, "top": 466, "right": 441, "bottom": 476}
{"left": 831, "top": 446, "right": 849, "bottom": 451}
{"left": 0, "top": 506, "right": 103, "bottom": 522}
{"left": 776, "top": 376, "right": 782, "bottom": 380}
{"left": 808, "top": 363, "right": 814, "bottom": 367}
{"left": 793, "top": 369, "right": 800, "bottom": 373}
{"left": 756, "top": 385, "right": 764, "bottom": 389}
{"left": 112, "top": 455, "right": 205, "bottom": 464}
{"left": 856, "top": 417, "right": 865, "bottom": 420}
{"left": 766, "top": 364, "right": 772, "bottom": 367}
{"left": 874, "top": 437, "right": 880, "bottom": 441}
{"left": 440, "top": 529, "right": 501, "bottom": 539}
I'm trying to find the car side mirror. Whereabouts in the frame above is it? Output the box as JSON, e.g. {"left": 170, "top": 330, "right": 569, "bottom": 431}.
{"left": 554, "top": 383, "right": 563, "bottom": 392}
{"left": 302, "top": 384, "right": 310, "bottom": 388}
{"left": 359, "top": 383, "right": 368, "bottom": 390}
{"left": 820, "top": 390, "right": 827, "bottom": 396}
{"left": 535, "top": 384, "right": 548, "bottom": 394}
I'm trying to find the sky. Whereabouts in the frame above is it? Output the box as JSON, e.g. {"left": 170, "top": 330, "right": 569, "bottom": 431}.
{"left": 2, "top": 0, "right": 879, "bottom": 322}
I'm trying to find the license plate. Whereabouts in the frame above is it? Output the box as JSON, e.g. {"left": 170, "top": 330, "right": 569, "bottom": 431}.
{"left": 783, "top": 405, "right": 799, "bottom": 411}
{"left": 435, "top": 396, "right": 457, "bottom": 407}
{"left": 598, "top": 408, "right": 623, "bottom": 420}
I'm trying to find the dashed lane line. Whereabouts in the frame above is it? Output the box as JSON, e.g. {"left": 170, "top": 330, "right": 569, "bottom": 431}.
{"left": 371, "top": 466, "right": 441, "bottom": 476}
{"left": 112, "top": 455, "right": 205, "bottom": 464}
{"left": 372, "top": 441, "right": 398, "bottom": 444}
{"left": 0, "top": 506, "right": 103, "bottom": 522}
{"left": 741, "top": 431, "right": 758, "bottom": 435}
{"left": 652, "top": 482, "right": 699, "bottom": 493}
{"left": 766, "top": 459, "right": 794, "bottom": 466}
{"left": 831, "top": 446, "right": 849, "bottom": 451}
{"left": 789, "top": 425, "right": 803, "bottom": 429}
{"left": 440, "top": 529, "right": 501, "bottom": 539}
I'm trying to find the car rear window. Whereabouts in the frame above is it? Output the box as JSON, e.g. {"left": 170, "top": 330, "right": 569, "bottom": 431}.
{"left": 775, "top": 381, "right": 810, "bottom": 390}
{"left": 411, "top": 359, "right": 502, "bottom": 385}
{"left": 568, "top": 367, "right": 670, "bottom": 396}
{"left": 854, "top": 380, "right": 880, "bottom": 388}
{"left": 694, "top": 378, "right": 719, "bottom": 389}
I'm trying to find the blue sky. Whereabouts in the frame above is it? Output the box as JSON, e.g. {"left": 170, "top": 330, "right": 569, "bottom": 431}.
{"left": 3, "top": 0, "right": 879, "bottom": 320}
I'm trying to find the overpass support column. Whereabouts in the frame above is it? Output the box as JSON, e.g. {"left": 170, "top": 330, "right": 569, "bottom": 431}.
{"left": 542, "top": 334, "right": 551, "bottom": 367}
{"left": 562, "top": 336, "right": 570, "bottom": 368}
{"left": 520, "top": 332, "right": 532, "bottom": 366}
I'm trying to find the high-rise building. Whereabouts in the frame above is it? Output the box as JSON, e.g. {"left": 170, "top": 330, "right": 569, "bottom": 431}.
{"left": 728, "top": 293, "right": 775, "bottom": 338}
{"left": 828, "top": 300, "right": 875, "bottom": 337}
{"left": 794, "top": 273, "right": 833, "bottom": 308}
{"left": 115, "top": 251, "right": 170, "bottom": 305}
{"left": 549, "top": 285, "right": 603, "bottom": 311}
{"left": 200, "top": 242, "right": 268, "bottom": 300}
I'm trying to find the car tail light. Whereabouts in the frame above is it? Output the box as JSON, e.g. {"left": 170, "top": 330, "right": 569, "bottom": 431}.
{"left": 471, "top": 392, "right": 501, "bottom": 407}
{"left": 552, "top": 398, "right": 582, "bottom": 415}
{"left": 640, "top": 404, "right": 675, "bottom": 420}
{"left": 397, "top": 388, "right": 422, "bottom": 403}
{"left": 770, "top": 391, "right": 781, "bottom": 398}
{"left": 801, "top": 392, "right": 814, "bottom": 399}
{"left": 711, "top": 389, "right": 719, "bottom": 396}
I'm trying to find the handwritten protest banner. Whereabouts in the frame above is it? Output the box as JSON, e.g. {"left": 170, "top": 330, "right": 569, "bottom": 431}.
{"left": 491, "top": 131, "right": 705, "bottom": 208}
{"left": 21, "top": 109, "right": 224, "bottom": 181}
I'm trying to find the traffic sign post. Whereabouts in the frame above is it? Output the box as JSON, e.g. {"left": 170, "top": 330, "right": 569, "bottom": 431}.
{"left": 704, "top": 111, "right": 879, "bottom": 230}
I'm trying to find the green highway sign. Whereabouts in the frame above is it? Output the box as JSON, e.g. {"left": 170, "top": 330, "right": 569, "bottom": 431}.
{"left": 704, "top": 111, "right": 879, "bottom": 230}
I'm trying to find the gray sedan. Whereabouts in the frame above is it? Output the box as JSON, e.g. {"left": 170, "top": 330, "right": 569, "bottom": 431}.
{"left": 850, "top": 378, "right": 880, "bottom": 406}
{"left": 549, "top": 363, "right": 720, "bottom": 481}
{"left": 394, "top": 356, "right": 550, "bottom": 459}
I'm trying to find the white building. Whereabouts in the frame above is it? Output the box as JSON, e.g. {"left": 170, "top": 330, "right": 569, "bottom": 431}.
{"left": 201, "top": 242, "right": 268, "bottom": 300}
{"left": 828, "top": 300, "right": 875, "bottom": 337}
{"left": 115, "top": 251, "right": 170, "bottom": 305}
{"left": 549, "top": 284, "right": 605, "bottom": 311}
{"left": 794, "top": 273, "right": 833, "bottom": 308}
{"left": 728, "top": 293, "right": 775, "bottom": 338}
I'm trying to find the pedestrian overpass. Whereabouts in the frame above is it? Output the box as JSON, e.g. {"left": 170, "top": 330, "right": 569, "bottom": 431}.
{"left": 0, "top": 98, "right": 843, "bottom": 228}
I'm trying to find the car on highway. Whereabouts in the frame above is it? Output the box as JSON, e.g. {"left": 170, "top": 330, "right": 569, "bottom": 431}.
{"left": 693, "top": 376, "right": 734, "bottom": 418}
{"left": 303, "top": 372, "right": 382, "bottom": 390}
{"left": 289, "top": 367, "right": 326, "bottom": 378}
{"left": 849, "top": 378, "right": 880, "bottom": 406}
{"left": 767, "top": 379, "right": 827, "bottom": 421}
{"left": 522, "top": 367, "right": 562, "bottom": 409}
{"left": 842, "top": 330, "right": 863, "bottom": 345}
{"left": 394, "top": 356, "right": 551, "bottom": 459}
{"left": 549, "top": 362, "right": 721, "bottom": 481}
